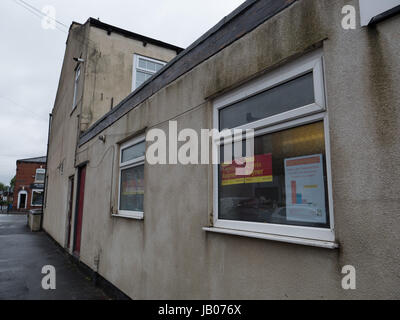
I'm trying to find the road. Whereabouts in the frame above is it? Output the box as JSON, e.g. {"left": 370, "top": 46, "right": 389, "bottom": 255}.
{"left": 0, "top": 214, "right": 109, "bottom": 300}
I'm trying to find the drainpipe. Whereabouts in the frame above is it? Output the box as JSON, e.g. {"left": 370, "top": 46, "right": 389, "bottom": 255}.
{"left": 41, "top": 113, "right": 53, "bottom": 231}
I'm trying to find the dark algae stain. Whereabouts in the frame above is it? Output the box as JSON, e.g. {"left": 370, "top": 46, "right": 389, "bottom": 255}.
{"left": 365, "top": 26, "right": 398, "bottom": 147}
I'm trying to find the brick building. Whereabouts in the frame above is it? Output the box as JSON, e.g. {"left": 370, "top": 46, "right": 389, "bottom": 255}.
{"left": 13, "top": 156, "right": 46, "bottom": 212}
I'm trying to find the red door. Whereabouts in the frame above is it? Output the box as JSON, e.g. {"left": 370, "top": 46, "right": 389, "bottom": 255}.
{"left": 73, "top": 166, "right": 86, "bottom": 256}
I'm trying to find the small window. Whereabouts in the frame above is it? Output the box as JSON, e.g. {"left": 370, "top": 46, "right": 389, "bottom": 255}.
{"left": 72, "top": 65, "right": 81, "bottom": 109}
{"left": 35, "top": 168, "right": 45, "bottom": 183}
{"left": 31, "top": 190, "right": 44, "bottom": 207}
{"left": 212, "top": 50, "right": 335, "bottom": 245}
{"left": 132, "top": 54, "right": 166, "bottom": 91}
{"left": 118, "top": 135, "right": 146, "bottom": 219}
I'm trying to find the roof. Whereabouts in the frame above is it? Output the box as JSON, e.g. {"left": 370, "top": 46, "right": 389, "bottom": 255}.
{"left": 17, "top": 156, "right": 47, "bottom": 164}
{"left": 87, "top": 18, "right": 184, "bottom": 54}
{"left": 79, "top": 0, "right": 297, "bottom": 146}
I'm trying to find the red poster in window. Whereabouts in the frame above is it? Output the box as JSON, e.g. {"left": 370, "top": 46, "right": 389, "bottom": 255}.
{"left": 221, "top": 154, "right": 272, "bottom": 186}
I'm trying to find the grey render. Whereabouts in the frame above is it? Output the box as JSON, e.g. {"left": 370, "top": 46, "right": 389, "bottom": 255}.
{"left": 44, "top": 0, "right": 400, "bottom": 299}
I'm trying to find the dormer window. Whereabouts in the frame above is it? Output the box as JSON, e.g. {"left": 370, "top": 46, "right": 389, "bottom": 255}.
{"left": 132, "top": 54, "right": 166, "bottom": 91}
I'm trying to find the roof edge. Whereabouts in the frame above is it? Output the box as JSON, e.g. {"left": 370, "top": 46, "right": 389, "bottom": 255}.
{"left": 87, "top": 18, "right": 184, "bottom": 54}
{"left": 17, "top": 156, "right": 47, "bottom": 163}
{"left": 79, "top": 0, "right": 297, "bottom": 147}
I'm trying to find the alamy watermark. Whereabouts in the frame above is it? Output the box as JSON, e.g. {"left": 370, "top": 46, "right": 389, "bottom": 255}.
{"left": 41, "top": 5, "right": 57, "bottom": 30}
{"left": 145, "top": 121, "right": 255, "bottom": 176}
{"left": 341, "top": 5, "right": 357, "bottom": 30}
{"left": 41, "top": 265, "right": 56, "bottom": 290}
{"left": 341, "top": 265, "right": 356, "bottom": 290}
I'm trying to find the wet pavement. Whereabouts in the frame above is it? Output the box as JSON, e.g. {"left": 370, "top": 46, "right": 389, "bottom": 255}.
{"left": 0, "top": 214, "right": 109, "bottom": 300}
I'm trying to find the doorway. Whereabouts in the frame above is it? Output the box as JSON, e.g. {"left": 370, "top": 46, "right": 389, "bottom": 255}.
{"left": 73, "top": 166, "right": 86, "bottom": 256}
{"left": 18, "top": 191, "right": 27, "bottom": 209}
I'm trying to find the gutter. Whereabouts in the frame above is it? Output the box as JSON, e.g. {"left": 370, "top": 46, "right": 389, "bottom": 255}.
{"left": 368, "top": 4, "right": 400, "bottom": 25}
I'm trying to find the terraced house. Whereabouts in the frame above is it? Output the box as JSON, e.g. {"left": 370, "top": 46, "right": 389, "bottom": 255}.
{"left": 44, "top": 0, "right": 400, "bottom": 299}
{"left": 13, "top": 156, "right": 46, "bottom": 212}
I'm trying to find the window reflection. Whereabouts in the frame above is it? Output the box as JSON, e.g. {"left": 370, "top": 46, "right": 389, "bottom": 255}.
{"left": 219, "top": 73, "right": 315, "bottom": 129}
{"left": 218, "top": 121, "right": 330, "bottom": 228}
{"left": 120, "top": 165, "right": 144, "bottom": 212}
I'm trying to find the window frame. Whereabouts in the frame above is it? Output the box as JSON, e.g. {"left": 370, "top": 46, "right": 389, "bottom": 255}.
{"left": 72, "top": 65, "right": 81, "bottom": 110}
{"left": 31, "top": 189, "right": 44, "bottom": 207}
{"left": 117, "top": 135, "right": 146, "bottom": 220}
{"left": 214, "top": 50, "right": 326, "bottom": 132}
{"left": 35, "top": 168, "right": 46, "bottom": 184}
{"left": 212, "top": 50, "right": 336, "bottom": 245}
{"left": 132, "top": 54, "right": 167, "bottom": 91}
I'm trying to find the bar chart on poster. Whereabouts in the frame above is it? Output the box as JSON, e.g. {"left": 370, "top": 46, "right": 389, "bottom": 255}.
{"left": 284, "top": 154, "right": 327, "bottom": 224}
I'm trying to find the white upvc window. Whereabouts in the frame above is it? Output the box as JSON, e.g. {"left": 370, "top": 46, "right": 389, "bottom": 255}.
{"left": 35, "top": 168, "right": 46, "bottom": 183}
{"left": 31, "top": 189, "right": 44, "bottom": 207}
{"left": 132, "top": 54, "right": 166, "bottom": 91}
{"left": 209, "top": 49, "right": 337, "bottom": 248}
{"left": 118, "top": 135, "right": 146, "bottom": 219}
{"left": 72, "top": 65, "right": 81, "bottom": 109}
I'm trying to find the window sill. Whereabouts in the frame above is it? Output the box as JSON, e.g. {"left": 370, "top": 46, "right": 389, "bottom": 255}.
{"left": 112, "top": 212, "right": 144, "bottom": 220}
{"left": 203, "top": 227, "right": 339, "bottom": 249}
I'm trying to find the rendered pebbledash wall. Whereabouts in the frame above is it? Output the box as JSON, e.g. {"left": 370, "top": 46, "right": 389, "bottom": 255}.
{"left": 44, "top": 20, "right": 179, "bottom": 248}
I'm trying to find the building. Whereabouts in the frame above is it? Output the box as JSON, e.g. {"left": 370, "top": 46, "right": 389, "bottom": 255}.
{"left": 13, "top": 157, "right": 46, "bottom": 212}
{"left": 43, "top": 17, "right": 182, "bottom": 257}
{"left": 44, "top": 0, "right": 400, "bottom": 299}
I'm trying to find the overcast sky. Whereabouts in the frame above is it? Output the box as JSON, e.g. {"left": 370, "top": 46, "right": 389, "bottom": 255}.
{"left": 0, "top": 0, "right": 244, "bottom": 185}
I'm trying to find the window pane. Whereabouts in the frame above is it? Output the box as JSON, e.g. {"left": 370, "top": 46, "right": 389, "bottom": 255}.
{"left": 32, "top": 191, "right": 44, "bottom": 206}
{"left": 136, "top": 71, "right": 154, "bottom": 87}
{"left": 35, "top": 173, "right": 45, "bottom": 182}
{"left": 120, "top": 165, "right": 144, "bottom": 212}
{"left": 155, "top": 63, "right": 163, "bottom": 72}
{"left": 138, "top": 58, "right": 146, "bottom": 69}
{"left": 136, "top": 71, "right": 146, "bottom": 82}
{"left": 122, "top": 141, "right": 146, "bottom": 163}
{"left": 218, "top": 121, "right": 329, "bottom": 228}
{"left": 146, "top": 61, "right": 156, "bottom": 72}
{"left": 219, "top": 73, "right": 315, "bottom": 129}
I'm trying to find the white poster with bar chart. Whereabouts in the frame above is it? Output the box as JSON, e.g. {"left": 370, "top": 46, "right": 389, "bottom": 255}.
{"left": 284, "top": 154, "right": 327, "bottom": 224}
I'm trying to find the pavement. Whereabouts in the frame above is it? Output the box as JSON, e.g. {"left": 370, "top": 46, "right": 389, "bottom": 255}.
{"left": 0, "top": 214, "right": 109, "bottom": 300}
